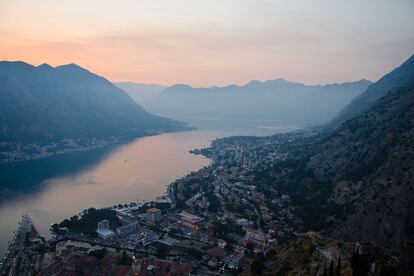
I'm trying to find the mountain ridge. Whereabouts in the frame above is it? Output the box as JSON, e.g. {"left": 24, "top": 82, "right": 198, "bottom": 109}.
{"left": 161, "top": 78, "right": 372, "bottom": 92}
{"left": 143, "top": 78, "right": 372, "bottom": 127}
{"left": 331, "top": 54, "right": 414, "bottom": 126}
{"left": 0, "top": 61, "right": 186, "bottom": 144}
{"left": 114, "top": 82, "right": 167, "bottom": 104}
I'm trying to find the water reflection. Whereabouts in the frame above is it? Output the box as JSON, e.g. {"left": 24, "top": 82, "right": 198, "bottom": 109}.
{"left": 0, "top": 128, "right": 283, "bottom": 254}
{"left": 0, "top": 146, "right": 117, "bottom": 200}
{"left": 0, "top": 130, "right": 221, "bottom": 253}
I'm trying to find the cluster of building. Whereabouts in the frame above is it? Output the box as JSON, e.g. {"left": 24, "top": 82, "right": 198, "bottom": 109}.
{"left": 35, "top": 249, "right": 193, "bottom": 276}
{"left": 0, "top": 137, "right": 124, "bottom": 164}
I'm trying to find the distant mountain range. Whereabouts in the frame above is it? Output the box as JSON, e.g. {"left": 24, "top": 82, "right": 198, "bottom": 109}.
{"left": 0, "top": 62, "right": 185, "bottom": 144}
{"left": 114, "top": 82, "right": 166, "bottom": 104}
{"left": 132, "top": 78, "right": 372, "bottom": 127}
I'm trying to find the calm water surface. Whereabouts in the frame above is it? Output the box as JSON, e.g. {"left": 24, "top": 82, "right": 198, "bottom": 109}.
{"left": 0, "top": 128, "right": 279, "bottom": 254}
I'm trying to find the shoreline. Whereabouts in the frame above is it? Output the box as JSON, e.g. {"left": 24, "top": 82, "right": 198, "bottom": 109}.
{"left": 49, "top": 138, "right": 213, "bottom": 231}
{"left": 0, "top": 129, "right": 215, "bottom": 255}
{"left": 0, "top": 126, "right": 194, "bottom": 165}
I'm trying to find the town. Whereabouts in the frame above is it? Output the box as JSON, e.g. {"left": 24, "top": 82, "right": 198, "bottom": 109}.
{"left": 0, "top": 137, "right": 127, "bottom": 165}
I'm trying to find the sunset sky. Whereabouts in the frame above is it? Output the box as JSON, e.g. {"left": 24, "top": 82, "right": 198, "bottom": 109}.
{"left": 1, "top": 0, "right": 413, "bottom": 86}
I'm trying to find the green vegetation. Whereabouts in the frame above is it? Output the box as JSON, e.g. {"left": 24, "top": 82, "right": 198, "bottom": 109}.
{"left": 250, "top": 252, "right": 265, "bottom": 275}
{"left": 213, "top": 220, "right": 243, "bottom": 240}
{"left": 89, "top": 249, "right": 107, "bottom": 260}
{"left": 206, "top": 191, "right": 220, "bottom": 213}
{"left": 56, "top": 208, "right": 121, "bottom": 236}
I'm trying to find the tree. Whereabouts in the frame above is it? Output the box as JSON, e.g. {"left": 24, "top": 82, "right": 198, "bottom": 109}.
{"left": 24, "top": 232, "right": 30, "bottom": 247}
{"left": 120, "top": 251, "right": 129, "bottom": 265}
{"left": 251, "top": 253, "right": 265, "bottom": 275}
{"left": 89, "top": 248, "right": 107, "bottom": 260}
{"left": 265, "top": 249, "right": 276, "bottom": 258}
{"left": 251, "top": 260, "right": 264, "bottom": 275}
{"left": 157, "top": 245, "right": 169, "bottom": 255}
{"left": 336, "top": 254, "right": 341, "bottom": 276}
{"left": 51, "top": 223, "right": 59, "bottom": 234}
{"left": 246, "top": 242, "right": 255, "bottom": 255}
{"left": 351, "top": 251, "right": 371, "bottom": 276}
{"left": 224, "top": 243, "right": 233, "bottom": 253}
{"left": 329, "top": 259, "right": 334, "bottom": 276}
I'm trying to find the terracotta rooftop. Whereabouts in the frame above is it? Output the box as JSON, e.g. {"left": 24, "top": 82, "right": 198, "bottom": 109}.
{"left": 147, "top": 207, "right": 161, "bottom": 213}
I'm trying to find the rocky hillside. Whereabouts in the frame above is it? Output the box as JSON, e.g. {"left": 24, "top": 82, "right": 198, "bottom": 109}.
{"left": 252, "top": 55, "right": 414, "bottom": 251}
{"left": 331, "top": 54, "right": 414, "bottom": 126}
{"left": 312, "top": 81, "right": 414, "bottom": 251}
{"left": 241, "top": 232, "right": 354, "bottom": 276}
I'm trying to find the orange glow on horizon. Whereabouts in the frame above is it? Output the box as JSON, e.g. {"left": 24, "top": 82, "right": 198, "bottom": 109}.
{"left": 0, "top": 0, "right": 413, "bottom": 86}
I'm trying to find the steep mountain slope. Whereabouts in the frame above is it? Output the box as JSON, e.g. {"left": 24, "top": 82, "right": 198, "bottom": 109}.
{"left": 242, "top": 233, "right": 354, "bottom": 276}
{"left": 278, "top": 85, "right": 414, "bottom": 250}
{"left": 114, "top": 82, "right": 166, "bottom": 104}
{"left": 252, "top": 55, "right": 414, "bottom": 250}
{"left": 0, "top": 62, "right": 184, "bottom": 143}
{"left": 313, "top": 81, "right": 414, "bottom": 250}
{"left": 331, "top": 54, "right": 414, "bottom": 126}
{"left": 144, "top": 79, "right": 371, "bottom": 126}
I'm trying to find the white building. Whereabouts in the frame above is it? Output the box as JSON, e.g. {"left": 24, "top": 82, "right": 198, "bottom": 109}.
{"left": 177, "top": 211, "right": 204, "bottom": 230}
{"left": 116, "top": 221, "right": 140, "bottom": 237}
{"left": 96, "top": 219, "right": 115, "bottom": 240}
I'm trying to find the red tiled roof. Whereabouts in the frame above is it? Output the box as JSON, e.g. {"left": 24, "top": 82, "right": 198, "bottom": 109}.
{"left": 147, "top": 208, "right": 161, "bottom": 213}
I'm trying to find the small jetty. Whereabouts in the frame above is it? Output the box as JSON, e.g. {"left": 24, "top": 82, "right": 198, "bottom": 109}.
{"left": 0, "top": 214, "right": 39, "bottom": 275}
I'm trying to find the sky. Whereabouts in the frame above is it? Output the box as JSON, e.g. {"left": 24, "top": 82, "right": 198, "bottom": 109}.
{"left": 0, "top": 0, "right": 413, "bottom": 87}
